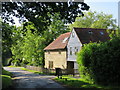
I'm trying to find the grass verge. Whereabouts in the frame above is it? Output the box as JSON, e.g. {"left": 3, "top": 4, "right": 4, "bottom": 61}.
{"left": 2, "top": 68, "right": 13, "bottom": 89}
{"left": 7, "top": 65, "right": 21, "bottom": 68}
{"left": 53, "top": 76, "right": 120, "bottom": 89}
{"left": 21, "top": 67, "right": 44, "bottom": 74}
{"left": 2, "top": 68, "right": 13, "bottom": 77}
{"left": 21, "top": 67, "right": 55, "bottom": 75}
{"left": 1, "top": 75, "right": 12, "bottom": 89}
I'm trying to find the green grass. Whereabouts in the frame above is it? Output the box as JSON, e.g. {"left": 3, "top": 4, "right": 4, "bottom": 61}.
{"left": 53, "top": 76, "right": 120, "bottom": 89}
{"left": 2, "top": 68, "right": 13, "bottom": 89}
{"left": 2, "top": 68, "right": 13, "bottom": 77}
{"left": 21, "top": 67, "right": 44, "bottom": 74}
{"left": 21, "top": 67, "right": 55, "bottom": 75}
{"left": 1, "top": 75, "right": 12, "bottom": 89}
{"left": 7, "top": 65, "right": 21, "bottom": 68}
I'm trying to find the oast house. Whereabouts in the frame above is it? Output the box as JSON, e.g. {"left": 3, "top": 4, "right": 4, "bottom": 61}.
{"left": 44, "top": 28, "right": 110, "bottom": 70}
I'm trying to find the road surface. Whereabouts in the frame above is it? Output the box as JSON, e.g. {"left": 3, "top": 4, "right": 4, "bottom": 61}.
{"left": 3, "top": 67, "right": 67, "bottom": 89}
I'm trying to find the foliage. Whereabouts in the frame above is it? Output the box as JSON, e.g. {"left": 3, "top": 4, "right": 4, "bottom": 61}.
{"left": 11, "top": 22, "right": 46, "bottom": 66}
{"left": 2, "top": 23, "right": 16, "bottom": 66}
{"left": 2, "top": 2, "right": 89, "bottom": 33}
{"left": 10, "top": 13, "right": 69, "bottom": 66}
{"left": 77, "top": 36, "right": 120, "bottom": 86}
{"left": 69, "top": 11, "right": 117, "bottom": 30}
{"left": 107, "top": 27, "right": 120, "bottom": 38}
{"left": 43, "top": 13, "right": 70, "bottom": 45}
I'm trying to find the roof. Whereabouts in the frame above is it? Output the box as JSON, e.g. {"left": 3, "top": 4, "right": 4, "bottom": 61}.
{"left": 44, "top": 32, "right": 71, "bottom": 50}
{"left": 44, "top": 28, "right": 110, "bottom": 50}
{"left": 74, "top": 28, "right": 110, "bottom": 44}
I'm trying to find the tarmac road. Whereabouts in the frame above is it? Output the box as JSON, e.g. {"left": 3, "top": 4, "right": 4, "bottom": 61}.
{"left": 3, "top": 67, "right": 67, "bottom": 89}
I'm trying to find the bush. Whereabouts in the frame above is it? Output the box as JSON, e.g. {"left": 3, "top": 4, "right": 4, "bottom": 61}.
{"left": 77, "top": 37, "right": 120, "bottom": 86}
{"left": 11, "top": 59, "right": 21, "bottom": 66}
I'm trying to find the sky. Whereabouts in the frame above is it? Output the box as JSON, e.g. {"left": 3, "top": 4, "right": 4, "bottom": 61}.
{"left": 13, "top": 0, "right": 120, "bottom": 27}
{"left": 85, "top": 0, "right": 120, "bottom": 26}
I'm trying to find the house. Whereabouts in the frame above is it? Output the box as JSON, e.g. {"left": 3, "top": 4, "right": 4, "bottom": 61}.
{"left": 44, "top": 28, "right": 110, "bottom": 70}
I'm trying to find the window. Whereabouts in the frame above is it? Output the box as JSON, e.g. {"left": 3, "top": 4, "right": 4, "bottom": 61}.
{"left": 76, "top": 48, "right": 79, "bottom": 52}
{"left": 59, "top": 50, "right": 61, "bottom": 54}
{"left": 62, "top": 37, "right": 68, "bottom": 43}
{"left": 100, "top": 31, "right": 104, "bottom": 35}
{"left": 88, "top": 30, "right": 93, "bottom": 34}
{"left": 70, "top": 47, "right": 72, "bottom": 55}
{"left": 48, "top": 51, "right": 50, "bottom": 54}
{"left": 49, "top": 61, "right": 53, "bottom": 69}
{"left": 75, "top": 47, "right": 78, "bottom": 55}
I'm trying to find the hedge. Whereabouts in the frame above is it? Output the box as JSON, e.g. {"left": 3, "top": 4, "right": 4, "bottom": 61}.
{"left": 77, "top": 37, "right": 120, "bottom": 86}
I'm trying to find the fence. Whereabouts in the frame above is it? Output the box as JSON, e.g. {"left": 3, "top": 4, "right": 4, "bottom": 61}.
{"left": 24, "top": 65, "right": 79, "bottom": 75}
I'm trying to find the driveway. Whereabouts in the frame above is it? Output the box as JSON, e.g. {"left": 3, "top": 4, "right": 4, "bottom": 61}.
{"left": 3, "top": 67, "right": 67, "bottom": 89}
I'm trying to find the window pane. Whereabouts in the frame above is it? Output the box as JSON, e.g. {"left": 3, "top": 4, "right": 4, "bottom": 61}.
{"left": 70, "top": 47, "right": 72, "bottom": 55}
{"left": 49, "top": 61, "right": 53, "bottom": 69}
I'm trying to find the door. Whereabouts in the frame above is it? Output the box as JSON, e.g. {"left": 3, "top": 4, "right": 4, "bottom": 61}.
{"left": 67, "top": 61, "right": 74, "bottom": 74}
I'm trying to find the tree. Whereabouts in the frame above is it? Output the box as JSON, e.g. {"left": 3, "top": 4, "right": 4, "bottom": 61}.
{"left": 10, "top": 22, "right": 44, "bottom": 66}
{"left": 10, "top": 26, "right": 24, "bottom": 66}
{"left": 2, "top": 2, "right": 90, "bottom": 33}
{"left": 43, "top": 13, "right": 70, "bottom": 46}
{"left": 21, "top": 25, "right": 45, "bottom": 66}
{"left": 10, "top": 13, "right": 70, "bottom": 66}
{"left": 2, "top": 22, "right": 15, "bottom": 65}
{"left": 69, "top": 11, "right": 117, "bottom": 30}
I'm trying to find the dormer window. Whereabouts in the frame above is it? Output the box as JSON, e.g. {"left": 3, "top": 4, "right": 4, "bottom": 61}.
{"left": 88, "top": 30, "right": 93, "bottom": 34}
{"left": 100, "top": 31, "right": 104, "bottom": 35}
{"left": 62, "top": 37, "right": 68, "bottom": 43}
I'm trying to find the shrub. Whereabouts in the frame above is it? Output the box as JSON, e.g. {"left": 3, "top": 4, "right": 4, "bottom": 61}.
{"left": 77, "top": 37, "right": 120, "bottom": 86}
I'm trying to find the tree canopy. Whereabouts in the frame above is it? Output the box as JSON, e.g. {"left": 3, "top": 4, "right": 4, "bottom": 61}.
{"left": 2, "top": 13, "right": 70, "bottom": 66}
{"left": 69, "top": 11, "right": 117, "bottom": 30}
{"left": 2, "top": 2, "right": 90, "bottom": 33}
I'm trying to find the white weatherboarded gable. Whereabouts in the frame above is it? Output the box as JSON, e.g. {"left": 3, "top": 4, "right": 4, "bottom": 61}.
{"left": 67, "top": 28, "right": 82, "bottom": 61}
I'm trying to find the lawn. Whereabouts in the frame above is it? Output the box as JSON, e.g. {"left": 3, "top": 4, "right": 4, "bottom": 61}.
{"left": 2, "top": 68, "right": 13, "bottom": 89}
{"left": 53, "top": 75, "right": 120, "bottom": 89}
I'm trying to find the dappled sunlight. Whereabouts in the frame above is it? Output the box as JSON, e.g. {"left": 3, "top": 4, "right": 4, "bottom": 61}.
{"left": 4, "top": 67, "right": 64, "bottom": 88}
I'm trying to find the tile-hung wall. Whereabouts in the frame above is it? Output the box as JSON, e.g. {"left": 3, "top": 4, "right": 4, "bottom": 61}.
{"left": 67, "top": 29, "right": 82, "bottom": 61}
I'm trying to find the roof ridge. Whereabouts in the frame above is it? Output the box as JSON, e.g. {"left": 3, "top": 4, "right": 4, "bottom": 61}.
{"left": 73, "top": 27, "right": 107, "bottom": 30}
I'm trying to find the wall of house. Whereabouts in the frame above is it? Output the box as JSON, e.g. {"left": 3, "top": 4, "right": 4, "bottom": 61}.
{"left": 67, "top": 29, "right": 82, "bottom": 61}
{"left": 67, "top": 29, "right": 82, "bottom": 69}
{"left": 44, "top": 50, "right": 67, "bottom": 69}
